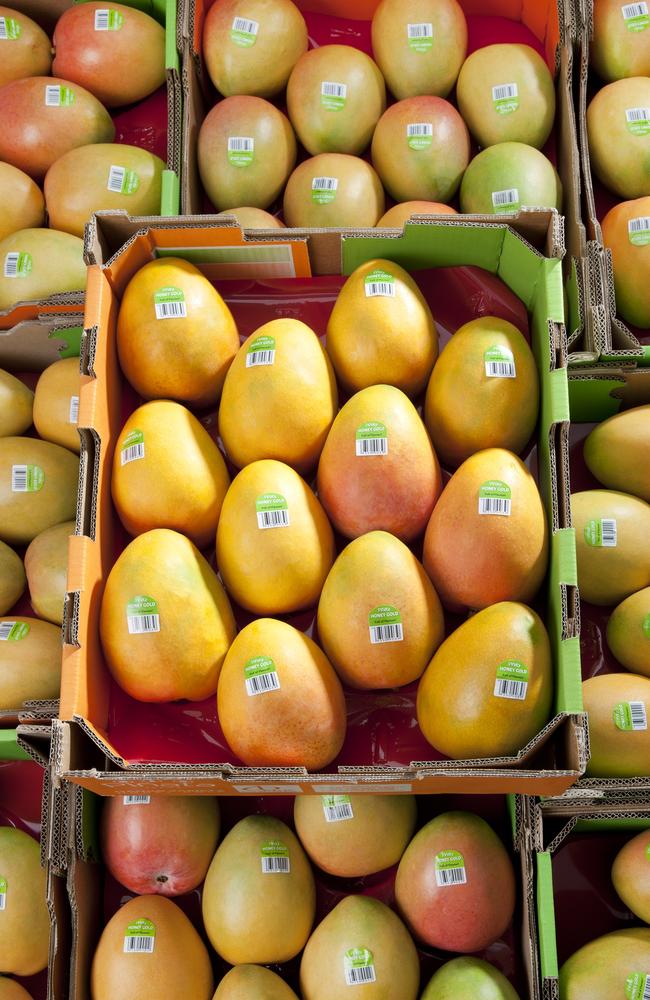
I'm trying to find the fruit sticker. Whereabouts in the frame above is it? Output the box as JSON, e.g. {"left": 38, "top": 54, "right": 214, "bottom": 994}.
{"left": 491, "top": 188, "right": 520, "bottom": 213}
{"left": 0, "top": 16, "right": 20, "bottom": 39}
{"left": 153, "top": 287, "right": 187, "bottom": 320}
{"left": 626, "top": 972, "right": 650, "bottom": 999}
{"left": 230, "top": 15, "right": 259, "bottom": 46}
{"left": 123, "top": 795, "right": 151, "bottom": 805}
{"left": 625, "top": 107, "right": 650, "bottom": 135}
{"left": 492, "top": 82, "right": 519, "bottom": 115}
{"left": 321, "top": 81, "right": 347, "bottom": 111}
{"left": 407, "top": 22, "right": 433, "bottom": 52}
{"left": 364, "top": 269, "right": 396, "bottom": 297}
{"left": 4, "top": 251, "right": 32, "bottom": 278}
{"left": 126, "top": 596, "right": 160, "bottom": 635}
{"left": 69, "top": 395, "right": 79, "bottom": 424}
{"left": 45, "top": 84, "right": 75, "bottom": 107}
{"left": 484, "top": 345, "right": 516, "bottom": 377}
{"left": 0, "top": 876, "right": 6, "bottom": 910}
{"left": 246, "top": 334, "right": 276, "bottom": 367}
{"left": 628, "top": 217, "right": 650, "bottom": 246}
{"left": 260, "top": 840, "right": 290, "bottom": 873}
{"left": 368, "top": 606, "right": 403, "bottom": 644}
{"left": 312, "top": 176, "right": 338, "bottom": 204}
{"left": 478, "top": 480, "right": 512, "bottom": 516}
{"left": 120, "top": 429, "right": 145, "bottom": 465}
{"left": 406, "top": 123, "right": 433, "bottom": 150}
{"left": 584, "top": 518, "right": 617, "bottom": 547}
{"left": 107, "top": 165, "right": 140, "bottom": 194}
{"left": 0, "top": 621, "right": 30, "bottom": 641}
{"left": 355, "top": 421, "right": 388, "bottom": 456}
{"left": 644, "top": 614, "right": 650, "bottom": 638}
{"left": 227, "top": 136, "right": 255, "bottom": 167}
{"left": 123, "top": 918, "right": 156, "bottom": 954}
{"left": 344, "top": 947, "right": 376, "bottom": 986}
{"left": 622, "top": 2, "right": 650, "bottom": 31}
{"left": 244, "top": 655, "right": 281, "bottom": 696}
{"left": 494, "top": 661, "right": 529, "bottom": 700}
{"left": 322, "top": 794, "right": 354, "bottom": 823}
{"left": 94, "top": 8, "right": 125, "bottom": 30}
{"left": 613, "top": 701, "right": 648, "bottom": 731}
{"left": 435, "top": 850, "right": 467, "bottom": 886}
{"left": 11, "top": 464, "right": 43, "bottom": 492}
{"left": 256, "top": 493, "right": 290, "bottom": 529}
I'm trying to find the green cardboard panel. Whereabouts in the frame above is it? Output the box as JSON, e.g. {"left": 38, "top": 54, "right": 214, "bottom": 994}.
{"left": 574, "top": 817, "right": 650, "bottom": 833}
{"left": 568, "top": 378, "right": 625, "bottom": 422}
{"left": 342, "top": 223, "right": 505, "bottom": 276}
{"left": 161, "top": 170, "right": 181, "bottom": 217}
{"left": 49, "top": 326, "right": 83, "bottom": 359}
{"left": 0, "top": 729, "right": 31, "bottom": 762}
{"left": 537, "top": 851, "right": 559, "bottom": 980}
{"left": 164, "top": 0, "right": 179, "bottom": 71}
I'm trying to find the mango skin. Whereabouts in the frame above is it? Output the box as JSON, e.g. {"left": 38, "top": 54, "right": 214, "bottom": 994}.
{"left": 460, "top": 142, "right": 562, "bottom": 214}
{"left": 0, "top": 436, "right": 79, "bottom": 546}
{"left": 602, "top": 198, "right": 650, "bottom": 328}
{"left": 0, "top": 6, "right": 51, "bottom": 88}
{"left": 0, "top": 229, "right": 86, "bottom": 312}
{"left": 377, "top": 201, "right": 457, "bottom": 227}
{"left": 559, "top": 927, "right": 650, "bottom": 1000}
{"left": 0, "top": 977, "right": 35, "bottom": 999}
{"left": 421, "top": 957, "right": 520, "bottom": 999}
{"left": 213, "top": 965, "right": 299, "bottom": 1000}
{"left": 591, "top": 0, "right": 650, "bottom": 82}
{"left": 585, "top": 405, "right": 650, "bottom": 500}
{"left": 0, "top": 370, "right": 33, "bottom": 437}
{"left": 0, "top": 616, "right": 61, "bottom": 709}
{"left": 0, "top": 827, "right": 49, "bottom": 976}
{"left": 0, "top": 539, "right": 25, "bottom": 615}
{"left": 607, "top": 586, "right": 650, "bottom": 676}
{"left": 24, "top": 520, "right": 74, "bottom": 626}
{"left": 283, "top": 153, "right": 385, "bottom": 228}
{"left": 216, "top": 206, "right": 284, "bottom": 228}
{"left": 588, "top": 78, "right": 650, "bottom": 198}
{"left": 612, "top": 828, "right": 650, "bottom": 923}
{"left": 0, "top": 162, "right": 44, "bottom": 241}
{"left": 572, "top": 489, "right": 650, "bottom": 605}
{"left": 583, "top": 672, "right": 650, "bottom": 777}
{"left": 32, "top": 357, "right": 80, "bottom": 453}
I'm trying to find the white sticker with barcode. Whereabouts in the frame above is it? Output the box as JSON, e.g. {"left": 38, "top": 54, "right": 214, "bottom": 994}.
{"left": 4, "top": 253, "right": 19, "bottom": 277}
{"left": 260, "top": 841, "right": 290, "bottom": 873}
{"left": 344, "top": 949, "right": 377, "bottom": 986}
{"left": 232, "top": 15, "right": 258, "bottom": 35}
{"left": 312, "top": 176, "right": 338, "bottom": 191}
{"left": 492, "top": 82, "right": 518, "bottom": 101}
{"left": 321, "top": 81, "right": 347, "bottom": 99}
{"left": 407, "top": 22, "right": 433, "bottom": 38}
{"left": 256, "top": 508, "right": 290, "bottom": 529}
{"left": 228, "top": 136, "right": 254, "bottom": 152}
{"left": 435, "top": 850, "right": 467, "bottom": 887}
{"left": 244, "top": 655, "right": 281, "bottom": 696}
{"left": 107, "top": 165, "right": 126, "bottom": 193}
{"left": 406, "top": 122, "right": 433, "bottom": 138}
{"left": 601, "top": 518, "right": 617, "bottom": 546}
{"left": 123, "top": 919, "right": 156, "bottom": 953}
{"left": 126, "top": 596, "right": 160, "bottom": 635}
{"left": 123, "top": 795, "right": 151, "bottom": 805}
{"left": 486, "top": 360, "right": 516, "bottom": 377}
{"left": 0, "top": 623, "right": 15, "bottom": 641}
{"left": 623, "top": 2, "right": 649, "bottom": 16}
{"left": 492, "top": 188, "right": 520, "bottom": 209}
{"left": 11, "top": 465, "right": 27, "bottom": 492}
{"left": 626, "top": 106, "right": 650, "bottom": 121}
{"left": 69, "top": 395, "right": 79, "bottom": 424}
{"left": 322, "top": 795, "right": 354, "bottom": 823}
{"left": 629, "top": 701, "right": 648, "bottom": 730}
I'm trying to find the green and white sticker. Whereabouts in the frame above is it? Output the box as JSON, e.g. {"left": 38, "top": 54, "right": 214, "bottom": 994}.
{"left": 120, "top": 429, "right": 145, "bottom": 465}
{"left": 312, "top": 176, "right": 338, "bottom": 204}
{"left": 613, "top": 700, "right": 647, "bottom": 731}
{"left": 584, "top": 518, "right": 617, "bottom": 547}
{"left": 0, "top": 621, "right": 29, "bottom": 642}
{"left": 45, "top": 84, "right": 75, "bottom": 107}
{"left": 246, "top": 334, "right": 275, "bottom": 367}
{"left": 484, "top": 345, "right": 516, "bottom": 377}
{"left": 626, "top": 107, "right": 650, "bottom": 134}
{"left": 643, "top": 613, "right": 650, "bottom": 637}
{"left": 107, "top": 165, "right": 140, "bottom": 195}
{"left": 407, "top": 21, "right": 433, "bottom": 51}
{"left": 628, "top": 217, "right": 650, "bottom": 245}
{"left": 260, "top": 840, "right": 290, "bottom": 873}
{"left": 406, "top": 122, "right": 433, "bottom": 150}
{"left": 154, "top": 286, "right": 186, "bottom": 320}
{"left": 626, "top": 972, "right": 650, "bottom": 1000}
{"left": 244, "top": 655, "right": 280, "bottom": 696}
{"left": 126, "top": 596, "right": 160, "bottom": 635}
{"left": 344, "top": 947, "right": 376, "bottom": 986}
{"left": 355, "top": 421, "right": 388, "bottom": 456}
{"left": 230, "top": 14, "right": 259, "bottom": 46}
{"left": 494, "top": 660, "right": 528, "bottom": 700}
{"left": 0, "top": 16, "right": 21, "bottom": 39}
{"left": 11, "top": 464, "right": 43, "bottom": 492}
{"left": 0, "top": 876, "right": 6, "bottom": 910}
{"left": 364, "top": 269, "right": 396, "bottom": 297}
{"left": 322, "top": 794, "right": 354, "bottom": 822}
{"left": 95, "top": 8, "right": 125, "bottom": 30}
{"left": 321, "top": 81, "right": 347, "bottom": 111}
{"left": 227, "top": 136, "right": 254, "bottom": 167}
{"left": 622, "top": 3, "right": 649, "bottom": 32}
{"left": 491, "top": 188, "right": 520, "bottom": 213}
{"left": 256, "top": 492, "right": 290, "bottom": 529}
{"left": 492, "top": 82, "right": 519, "bottom": 115}
{"left": 124, "top": 918, "right": 155, "bottom": 954}
{"left": 435, "top": 850, "right": 467, "bottom": 886}
{"left": 4, "top": 251, "right": 32, "bottom": 278}
{"left": 478, "top": 480, "right": 511, "bottom": 516}
{"left": 368, "top": 605, "right": 403, "bottom": 645}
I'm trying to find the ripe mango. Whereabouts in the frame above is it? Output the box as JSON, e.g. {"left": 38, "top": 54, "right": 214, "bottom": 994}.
{"left": 377, "top": 201, "right": 457, "bottom": 227}
{"left": 326, "top": 258, "right": 438, "bottom": 397}
{"left": 100, "top": 528, "right": 236, "bottom": 702}
{"left": 283, "top": 153, "right": 384, "bottom": 228}
{"left": 459, "top": 143, "right": 562, "bottom": 215}
{"left": 202, "top": 815, "right": 315, "bottom": 965}
{"left": 0, "top": 229, "right": 86, "bottom": 311}
{"left": 111, "top": 400, "right": 230, "bottom": 549}
{"left": 423, "top": 449, "right": 548, "bottom": 610}
{"left": 24, "top": 520, "right": 73, "bottom": 625}
{"left": 0, "top": 6, "right": 51, "bottom": 88}
{"left": 0, "top": 370, "right": 33, "bottom": 437}
{"left": 216, "top": 206, "right": 284, "bottom": 228}
{"left": 300, "top": 895, "right": 419, "bottom": 1000}
{"left": 591, "top": 0, "right": 650, "bottom": 81}
{"left": 90, "top": 895, "right": 213, "bottom": 1000}
{"left": 217, "top": 617, "right": 346, "bottom": 769}
{"left": 317, "top": 530, "right": 445, "bottom": 689}
{"left": 612, "top": 828, "right": 650, "bottom": 923}
{"left": 32, "top": 357, "right": 80, "bottom": 453}
{"left": 0, "top": 163, "right": 44, "bottom": 241}
{"left": 214, "top": 966, "right": 299, "bottom": 1000}
{"left": 0, "top": 540, "right": 25, "bottom": 615}
{"left": 0, "top": 616, "right": 60, "bottom": 709}
{"left": 572, "top": 490, "right": 650, "bottom": 605}
{"left": 559, "top": 928, "right": 650, "bottom": 1000}
{"left": 417, "top": 602, "right": 553, "bottom": 759}
{"left": 607, "top": 586, "right": 650, "bottom": 676}
{"left": 422, "top": 957, "right": 520, "bottom": 999}
{"left": 117, "top": 257, "right": 240, "bottom": 408}
{"left": 395, "top": 811, "right": 516, "bottom": 953}
{"left": 317, "top": 385, "right": 442, "bottom": 542}
{"left": 218, "top": 318, "right": 338, "bottom": 475}
{"left": 0, "top": 436, "right": 79, "bottom": 545}
{"left": 293, "top": 793, "right": 417, "bottom": 878}
{"left": 425, "top": 317, "right": 539, "bottom": 466}
{"left": 0, "top": 828, "right": 49, "bottom": 976}
{"left": 584, "top": 405, "right": 650, "bottom": 501}
{"left": 583, "top": 672, "right": 650, "bottom": 777}
{"left": 216, "top": 459, "right": 334, "bottom": 615}
{"left": 0, "top": 978, "right": 34, "bottom": 999}
{"left": 602, "top": 198, "right": 650, "bottom": 328}
{"left": 588, "top": 77, "right": 650, "bottom": 198}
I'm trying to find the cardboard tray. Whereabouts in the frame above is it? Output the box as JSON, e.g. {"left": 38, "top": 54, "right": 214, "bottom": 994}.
{"left": 56, "top": 209, "right": 587, "bottom": 796}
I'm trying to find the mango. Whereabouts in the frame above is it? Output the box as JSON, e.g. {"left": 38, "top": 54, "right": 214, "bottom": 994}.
{"left": 425, "top": 317, "right": 539, "bottom": 467}
{"left": 53, "top": 3, "right": 165, "bottom": 107}
{"left": 377, "top": 201, "right": 457, "bottom": 227}
{"left": 45, "top": 143, "right": 165, "bottom": 238}
{"left": 371, "top": 96, "right": 470, "bottom": 204}
{"left": 591, "top": 0, "right": 650, "bottom": 81}
{"left": 100, "top": 528, "right": 236, "bottom": 703}
{"left": 421, "top": 957, "right": 520, "bottom": 999}
{"left": 90, "top": 894, "right": 213, "bottom": 1000}
{"left": 317, "top": 530, "right": 445, "bottom": 689}
{"left": 572, "top": 489, "right": 650, "bottom": 605}
{"left": 32, "top": 357, "right": 80, "bottom": 453}
{"left": 607, "top": 586, "right": 650, "bottom": 675}
{"left": 0, "top": 540, "right": 25, "bottom": 615}
{"left": 0, "top": 77, "right": 115, "bottom": 181}
{"left": 198, "top": 96, "right": 296, "bottom": 212}
{"left": 584, "top": 405, "right": 650, "bottom": 499}
{"left": 317, "top": 385, "right": 442, "bottom": 542}
{"left": 559, "top": 928, "right": 650, "bottom": 1000}
{"left": 293, "top": 793, "right": 417, "bottom": 877}
{"left": 0, "top": 616, "right": 61, "bottom": 708}
{"left": 602, "top": 198, "right": 650, "bottom": 327}
{"left": 216, "top": 207, "right": 284, "bottom": 228}
{"left": 588, "top": 77, "right": 650, "bottom": 198}
{"left": 457, "top": 45, "right": 555, "bottom": 150}
{"left": 112, "top": 401, "right": 230, "bottom": 549}
{"left": 423, "top": 449, "right": 548, "bottom": 611}
{"left": 417, "top": 602, "right": 553, "bottom": 758}
{"left": 460, "top": 142, "right": 562, "bottom": 215}
{"left": 0, "top": 828, "right": 49, "bottom": 976}
{"left": 116, "top": 257, "right": 240, "bottom": 408}
{"left": 24, "top": 520, "right": 73, "bottom": 626}
{"left": 583, "top": 672, "right": 650, "bottom": 777}
{"left": 216, "top": 459, "right": 334, "bottom": 615}
{"left": 371, "top": 0, "right": 467, "bottom": 100}
{"left": 287, "top": 45, "right": 385, "bottom": 156}
{"left": 300, "top": 895, "right": 420, "bottom": 1000}
{"left": 0, "top": 229, "right": 86, "bottom": 311}
{"left": 214, "top": 966, "right": 299, "bottom": 1000}
{"left": 218, "top": 318, "right": 338, "bottom": 474}
{"left": 326, "top": 258, "right": 438, "bottom": 397}
{"left": 395, "top": 811, "right": 516, "bottom": 952}
{"left": 0, "top": 436, "right": 79, "bottom": 545}
{"left": 283, "top": 153, "right": 384, "bottom": 228}
{"left": 0, "top": 979, "right": 34, "bottom": 1000}
{"left": 202, "top": 815, "right": 315, "bottom": 965}
{"left": 0, "top": 163, "right": 44, "bottom": 241}
{"left": 203, "top": 0, "right": 308, "bottom": 99}
{"left": 0, "top": 6, "right": 51, "bottom": 88}
{"left": 217, "top": 617, "right": 346, "bottom": 769}
{"left": 612, "top": 828, "right": 650, "bottom": 922}
{"left": 0, "top": 371, "right": 33, "bottom": 437}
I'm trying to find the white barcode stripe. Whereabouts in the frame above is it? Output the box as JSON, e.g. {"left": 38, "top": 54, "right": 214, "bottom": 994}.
{"left": 261, "top": 857, "right": 290, "bottom": 873}
{"left": 256, "top": 509, "right": 290, "bottom": 529}
{"left": 346, "top": 967, "right": 376, "bottom": 985}
{"left": 4, "top": 253, "right": 18, "bottom": 277}
{"left": 600, "top": 518, "right": 617, "bottom": 546}
{"left": 69, "top": 395, "right": 79, "bottom": 424}
{"left": 107, "top": 165, "right": 125, "bottom": 193}
{"left": 0, "top": 622, "right": 15, "bottom": 641}
{"left": 121, "top": 443, "right": 145, "bottom": 465}
{"left": 124, "top": 937, "right": 154, "bottom": 953}
{"left": 246, "top": 349, "right": 275, "bottom": 366}
{"left": 369, "top": 623, "right": 403, "bottom": 644}
{"left": 492, "top": 188, "right": 519, "bottom": 207}
{"left": 324, "top": 803, "right": 354, "bottom": 822}
{"left": 232, "top": 16, "right": 258, "bottom": 33}
{"left": 45, "top": 85, "right": 62, "bottom": 106}
{"left": 0, "top": 18, "right": 8, "bottom": 39}
{"left": 245, "top": 672, "right": 280, "bottom": 696}
{"left": 494, "top": 679, "right": 527, "bottom": 700}
{"left": 154, "top": 300, "right": 187, "bottom": 319}
{"left": 478, "top": 497, "right": 511, "bottom": 516}
{"left": 95, "top": 9, "right": 110, "bottom": 30}
{"left": 623, "top": 2, "right": 648, "bottom": 15}
{"left": 436, "top": 866, "right": 467, "bottom": 886}
{"left": 407, "top": 22, "right": 432, "bottom": 37}
{"left": 492, "top": 83, "right": 518, "bottom": 100}
{"left": 485, "top": 361, "right": 516, "bottom": 377}
{"left": 127, "top": 614, "right": 160, "bottom": 635}
{"left": 365, "top": 281, "right": 395, "bottom": 297}
{"left": 629, "top": 217, "right": 650, "bottom": 232}
{"left": 355, "top": 438, "right": 388, "bottom": 456}
{"left": 626, "top": 107, "right": 650, "bottom": 121}
{"left": 630, "top": 701, "right": 648, "bottom": 730}
{"left": 0, "top": 894, "right": 5, "bottom": 910}
{"left": 312, "top": 176, "right": 338, "bottom": 191}
{"left": 228, "top": 136, "right": 254, "bottom": 151}
{"left": 11, "top": 465, "right": 27, "bottom": 492}
{"left": 123, "top": 795, "right": 150, "bottom": 805}
{"left": 322, "top": 81, "right": 347, "bottom": 97}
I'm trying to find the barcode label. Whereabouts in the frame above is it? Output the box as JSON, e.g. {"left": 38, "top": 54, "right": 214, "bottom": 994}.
{"left": 369, "top": 622, "right": 403, "bottom": 644}
{"left": 630, "top": 701, "right": 648, "bottom": 729}
{"left": 322, "top": 795, "right": 354, "bottom": 822}
{"left": 11, "top": 465, "right": 27, "bottom": 491}
{"left": 345, "top": 949, "right": 376, "bottom": 986}
{"left": 494, "top": 678, "right": 527, "bottom": 700}
{"left": 69, "top": 395, "right": 79, "bottom": 424}
{"left": 257, "top": 508, "right": 290, "bottom": 529}
{"left": 623, "top": 2, "right": 649, "bottom": 15}
{"left": 312, "top": 177, "right": 338, "bottom": 191}
{"left": 407, "top": 22, "right": 432, "bottom": 37}
{"left": 95, "top": 8, "right": 110, "bottom": 28}
{"left": 261, "top": 856, "right": 290, "bottom": 873}
{"left": 365, "top": 281, "right": 395, "bottom": 297}
{"left": 246, "top": 350, "right": 275, "bottom": 366}
{"left": 322, "top": 81, "right": 347, "bottom": 98}
{"left": 124, "top": 936, "right": 154, "bottom": 953}
{"left": 4, "top": 253, "right": 18, "bottom": 277}
{"left": 356, "top": 437, "right": 388, "bottom": 455}
{"left": 492, "top": 188, "right": 520, "bottom": 208}
{"left": 626, "top": 107, "right": 650, "bottom": 120}
{"left": 436, "top": 866, "right": 467, "bottom": 886}
{"left": 492, "top": 83, "right": 518, "bottom": 100}
{"left": 232, "top": 16, "right": 258, "bottom": 34}
{"left": 228, "top": 136, "right": 254, "bottom": 151}
{"left": 127, "top": 614, "right": 160, "bottom": 634}
{"left": 0, "top": 621, "right": 28, "bottom": 641}
{"left": 407, "top": 123, "right": 433, "bottom": 136}
{"left": 346, "top": 966, "right": 376, "bottom": 986}
{"left": 629, "top": 216, "right": 650, "bottom": 231}
{"left": 154, "top": 299, "right": 186, "bottom": 319}
{"left": 0, "top": 622, "right": 15, "bottom": 640}
{"left": 600, "top": 518, "right": 617, "bottom": 546}
{"left": 121, "top": 442, "right": 145, "bottom": 464}
{"left": 45, "top": 84, "right": 74, "bottom": 106}
{"left": 0, "top": 893, "right": 5, "bottom": 910}
{"left": 478, "top": 497, "right": 512, "bottom": 515}
{"left": 123, "top": 795, "right": 150, "bottom": 805}
{"left": 245, "top": 670, "right": 280, "bottom": 696}
{"left": 107, "top": 165, "right": 126, "bottom": 192}
{"left": 95, "top": 8, "right": 123, "bottom": 29}
{"left": 486, "top": 360, "right": 516, "bottom": 377}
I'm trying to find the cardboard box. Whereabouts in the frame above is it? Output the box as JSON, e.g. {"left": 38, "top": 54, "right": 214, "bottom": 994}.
{"left": 57, "top": 209, "right": 587, "bottom": 796}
